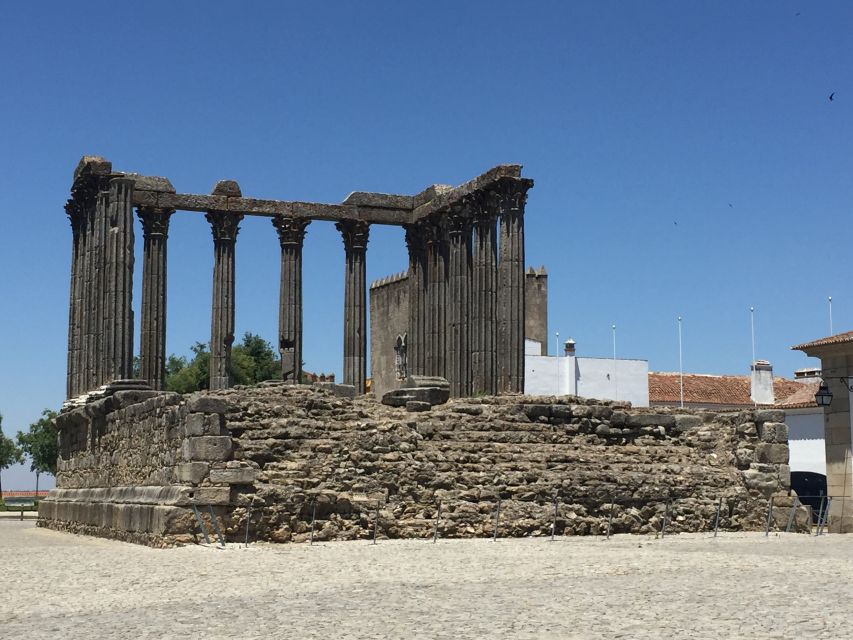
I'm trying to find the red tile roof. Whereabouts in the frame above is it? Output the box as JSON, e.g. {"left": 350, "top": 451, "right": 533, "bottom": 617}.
{"left": 792, "top": 331, "right": 853, "bottom": 351}
{"left": 649, "top": 372, "right": 807, "bottom": 407}
{"left": 774, "top": 381, "right": 820, "bottom": 409}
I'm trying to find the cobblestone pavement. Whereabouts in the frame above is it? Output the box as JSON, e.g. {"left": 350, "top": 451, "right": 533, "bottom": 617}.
{"left": 3, "top": 521, "right": 852, "bottom": 639}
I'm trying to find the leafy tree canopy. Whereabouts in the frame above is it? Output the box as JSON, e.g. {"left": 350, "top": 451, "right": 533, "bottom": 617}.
{"left": 165, "top": 333, "right": 280, "bottom": 393}
{"left": 0, "top": 414, "right": 24, "bottom": 496}
{"left": 16, "top": 409, "right": 59, "bottom": 476}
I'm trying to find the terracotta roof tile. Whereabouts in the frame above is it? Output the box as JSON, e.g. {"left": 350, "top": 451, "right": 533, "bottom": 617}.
{"left": 792, "top": 331, "right": 853, "bottom": 351}
{"left": 649, "top": 372, "right": 807, "bottom": 407}
{"left": 775, "top": 381, "right": 820, "bottom": 409}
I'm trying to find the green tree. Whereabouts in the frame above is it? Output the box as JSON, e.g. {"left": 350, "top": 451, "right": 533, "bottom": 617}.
{"left": 0, "top": 414, "right": 24, "bottom": 498}
{"left": 164, "top": 334, "right": 280, "bottom": 393}
{"left": 16, "top": 409, "right": 58, "bottom": 493}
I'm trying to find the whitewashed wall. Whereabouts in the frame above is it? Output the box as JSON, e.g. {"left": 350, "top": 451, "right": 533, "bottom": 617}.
{"left": 785, "top": 407, "right": 826, "bottom": 475}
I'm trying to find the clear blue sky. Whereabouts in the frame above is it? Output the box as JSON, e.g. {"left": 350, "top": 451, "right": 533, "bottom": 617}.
{"left": 1, "top": 2, "right": 851, "bottom": 490}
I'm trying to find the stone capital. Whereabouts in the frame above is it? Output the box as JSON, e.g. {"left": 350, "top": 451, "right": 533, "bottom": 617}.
{"left": 137, "top": 206, "right": 174, "bottom": 240}
{"left": 488, "top": 178, "right": 533, "bottom": 218}
{"left": 205, "top": 210, "right": 243, "bottom": 244}
{"left": 272, "top": 215, "right": 310, "bottom": 247}
{"left": 404, "top": 222, "right": 428, "bottom": 258}
{"left": 336, "top": 220, "right": 370, "bottom": 252}
{"left": 446, "top": 202, "right": 472, "bottom": 237}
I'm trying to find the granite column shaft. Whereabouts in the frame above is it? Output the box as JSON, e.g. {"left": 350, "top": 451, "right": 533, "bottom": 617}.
{"left": 273, "top": 215, "right": 310, "bottom": 383}
{"left": 207, "top": 210, "right": 242, "bottom": 390}
{"left": 405, "top": 223, "right": 428, "bottom": 377}
{"left": 472, "top": 197, "right": 498, "bottom": 396}
{"left": 447, "top": 204, "right": 472, "bottom": 397}
{"left": 138, "top": 207, "right": 173, "bottom": 390}
{"left": 337, "top": 221, "right": 369, "bottom": 393}
{"left": 496, "top": 179, "right": 532, "bottom": 393}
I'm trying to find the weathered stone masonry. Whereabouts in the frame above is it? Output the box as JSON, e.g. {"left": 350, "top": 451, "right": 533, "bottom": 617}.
{"left": 39, "top": 385, "right": 805, "bottom": 545}
{"left": 64, "top": 156, "right": 533, "bottom": 402}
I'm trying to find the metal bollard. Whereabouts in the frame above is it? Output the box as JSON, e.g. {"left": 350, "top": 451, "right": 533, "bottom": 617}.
{"left": 713, "top": 497, "right": 722, "bottom": 538}
{"left": 432, "top": 501, "right": 442, "bottom": 544}
{"left": 551, "top": 497, "right": 558, "bottom": 542}
{"left": 606, "top": 498, "right": 615, "bottom": 539}
{"left": 492, "top": 499, "right": 501, "bottom": 542}
{"left": 372, "top": 500, "right": 379, "bottom": 545}
{"left": 764, "top": 497, "right": 774, "bottom": 537}
{"left": 309, "top": 501, "right": 317, "bottom": 546}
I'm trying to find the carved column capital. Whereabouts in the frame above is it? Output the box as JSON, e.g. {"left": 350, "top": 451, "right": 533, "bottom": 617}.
{"left": 404, "top": 222, "right": 428, "bottom": 257}
{"left": 206, "top": 210, "right": 243, "bottom": 244}
{"left": 488, "top": 178, "right": 533, "bottom": 218}
{"left": 336, "top": 220, "right": 370, "bottom": 252}
{"left": 446, "top": 201, "right": 472, "bottom": 237}
{"left": 272, "top": 215, "right": 310, "bottom": 247}
{"left": 137, "top": 206, "right": 175, "bottom": 240}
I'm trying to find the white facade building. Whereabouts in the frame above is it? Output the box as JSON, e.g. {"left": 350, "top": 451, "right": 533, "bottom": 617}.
{"left": 524, "top": 339, "right": 649, "bottom": 407}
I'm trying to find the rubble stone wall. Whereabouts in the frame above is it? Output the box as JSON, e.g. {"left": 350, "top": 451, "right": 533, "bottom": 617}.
{"left": 39, "top": 383, "right": 805, "bottom": 546}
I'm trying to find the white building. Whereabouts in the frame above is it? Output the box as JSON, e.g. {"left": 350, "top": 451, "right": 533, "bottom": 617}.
{"left": 524, "top": 338, "right": 650, "bottom": 407}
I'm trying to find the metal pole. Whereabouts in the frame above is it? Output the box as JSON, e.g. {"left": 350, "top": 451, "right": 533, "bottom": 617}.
{"left": 817, "top": 497, "right": 831, "bottom": 536}
{"left": 244, "top": 506, "right": 251, "bottom": 548}
{"left": 606, "top": 498, "right": 615, "bottom": 539}
{"left": 612, "top": 324, "right": 617, "bottom": 401}
{"left": 492, "top": 499, "right": 501, "bottom": 542}
{"left": 372, "top": 500, "right": 379, "bottom": 545}
{"left": 750, "top": 307, "right": 756, "bottom": 365}
{"left": 764, "top": 497, "right": 774, "bottom": 537}
{"left": 829, "top": 296, "right": 833, "bottom": 334}
{"left": 815, "top": 492, "right": 826, "bottom": 537}
{"left": 785, "top": 497, "right": 799, "bottom": 533}
{"left": 208, "top": 504, "right": 225, "bottom": 547}
{"left": 551, "top": 496, "right": 558, "bottom": 542}
{"left": 432, "top": 501, "right": 441, "bottom": 543}
{"left": 677, "top": 317, "right": 684, "bottom": 408}
{"left": 191, "top": 504, "right": 210, "bottom": 545}
{"left": 309, "top": 501, "right": 317, "bottom": 546}
{"left": 713, "top": 497, "right": 722, "bottom": 537}
{"left": 660, "top": 500, "right": 670, "bottom": 538}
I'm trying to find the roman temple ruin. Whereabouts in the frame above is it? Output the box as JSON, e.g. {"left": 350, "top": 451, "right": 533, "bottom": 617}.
{"left": 63, "top": 156, "right": 533, "bottom": 401}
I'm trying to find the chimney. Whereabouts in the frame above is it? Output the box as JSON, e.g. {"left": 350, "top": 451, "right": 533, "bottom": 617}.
{"left": 750, "top": 360, "right": 774, "bottom": 405}
{"left": 564, "top": 338, "right": 576, "bottom": 356}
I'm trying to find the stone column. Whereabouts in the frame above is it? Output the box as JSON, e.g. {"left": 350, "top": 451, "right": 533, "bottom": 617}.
{"left": 471, "top": 193, "right": 498, "bottom": 396}
{"left": 426, "top": 219, "right": 449, "bottom": 380}
{"left": 100, "top": 177, "right": 136, "bottom": 383}
{"left": 272, "top": 215, "right": 310, "bottom": 383}
{"left": 404, "top": 223, "right": 428, "bottom": 377}
{"left": 336, "top": 220, "right": 369, "bottom": 393}
{"left": 64, "top": 198, "right": 84, "bottom": 398}
{"left": 91, "top": 187, "right": 109, "bottom": 389}
{"left": 496, "top": 178, "right": 532, "bottom": 393}
{"left": 447, "top": 203, "right": 473, "bottom": 397}
{"left": 206, "top": 184, "right": 243, "bottom": 391}
{"left": 137, "top": 207, "right": 174, "bottom": 390}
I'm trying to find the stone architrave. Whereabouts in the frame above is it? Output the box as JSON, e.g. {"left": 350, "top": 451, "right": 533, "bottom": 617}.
{"left": 206, "top": 182, "right": 243, "bottom": 391}
{"left": 272, "top": 215, "right": 310, "bottom": 383}
{"left": 137, "top": 206, "right": 174, "bottom": 390}
{"left": 447, "top": 202, "right": 473, "bottom": 397}
{"left": 336, "top": 220, "right": 369, "bottom": 393}
{"left": 471, "top": 192, "right": 498, "bottom": 396}
{"left": 404, "top": 222, "right": 428, "bottom": 378}
{"left": 496, "top": 178, "right": 533, "bottom": 393}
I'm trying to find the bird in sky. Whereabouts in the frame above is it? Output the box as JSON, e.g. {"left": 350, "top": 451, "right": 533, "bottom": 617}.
{"left": 829, "top": 92, "right": 835, "bottom": 101}
{"left": 728, "top": 203, "right": 733, "bottom": 208}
